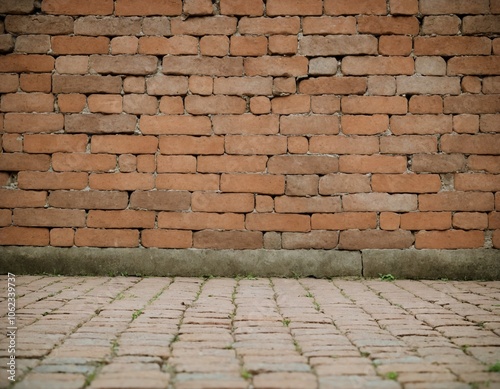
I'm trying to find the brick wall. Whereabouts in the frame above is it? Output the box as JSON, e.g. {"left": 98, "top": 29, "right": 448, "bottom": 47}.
{"left": 0, "top": 0, "right": 499, "bottom": 253}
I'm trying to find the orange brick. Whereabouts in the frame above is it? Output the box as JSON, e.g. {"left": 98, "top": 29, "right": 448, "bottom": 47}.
{"left": 325, "top": 0, "right": 387, "bottom": 15}
{"left": 340, "top": 155, "right": 407, "bottom": 173}
{"left": 50, "top": 228, "right": 74, "bottom": 247}
{"left": 489, "top": 212, "right": 500, "bottom": 229}
{"left": 299, "top": 77, "right": 366, "bottom": 95}
{"left": 341, "top": 115, "right": 388, "bottom": 135}
{"left": 493, "top": 230, "right": 500, "bottom": 249}
{"left": 480, "top": 115, "right": 500, "bottom": 133}
{"left": 194, "top": 230, "right": 263, "bottom": 249}
{"left": 42, "top": 0, "right": 113, "bottom": 15}
{"left": 75, "top": 228, "right": 139, "bottom": 247}
{"left": 19, "top": 74, "right": 51, "bottom": 93}
{"left": 414, "top": 37, "right": 491, "bottom": 56}
{"left": 0, "top": 189, "right": 47, "bottom": 208}
{"left": 273, "top": 77, "right": 296, "bottom": 95}
{"left": 157, "top": 155, "right": 196, "bottom": 173}
{"left": 455, "top": 173, "right": 500, "bottom": 192}
{"left": 192, "top": 192, "right": 254, "bottom": 213}
{"left": 51, "top": 36, "right": 109, "bottom": 54}
{"left": 88, "top": 94, "right": 122, "bottom": 114}
{"left": 137, "top": 155, "right": 156, "bottom": 173}
{"left": 200, "top": 35, "right": 229, "bottom": 56}
{"left": 269, "top": 35, "right": 298, "bottom": 55}
{"left": 139, "top": 36, "right": 198, "bottom": 55}
{"left": 225, "top": 135, "right": 287, "bottom": 155}
{"left": 159, "top": 97, "right": 184, "bottom": 114}
{"left": 343, "top": 193, "right": 417, "bottom": 212}
{"left": 91, "top": 135, "right": 158, "bottom": 154}
{"left": 238, "top": 16, "right": 300, "bottom": 35}
{"left": 89, "top": 173, "right": 154, "bottom": 190}
{"left": 87, "top": 210, "right": 155, "bottom": 228}
{"left": 400, "top": 212, "right": 452, "bottom": 230}
{"left": 183, "top": 0, "right": 213, "bottom": 15}
{"left": 302, "top": 16, "right": 356, "bottom": 34}
{"left": 267, "top": 0, "right": 322, "bottom": 15}
{"left": 275, "top": 196, "right": 341, "bottom": 213}
{"left": 467, "top": 156, "right": 500, "bottom": 173}
{"left": 123, "top": 77, "right": 145, "bottom": 93}
{"left": 246, "top": 213, "right": 310, "bottom": 232}
{"left": 220, "top": 0, "right": 263, "bottom": 15}
{"left": 171, "top": 16, "right": 236, "bottom": 35}
{"left": 309, "top": 135, "right": 378, "bottom": 155}
{"left": 159, "top": 135, "right": 224, "bottom": 155}
{"left": 129, "top": 190, "right": 191, "bottom": 211}
{"left": 197, "top": 155, "right": 267, "bottom": 173}
{"left": 453, "top": 212, "right": 488, "bottom": 230}
{"left": 462, "top": 76, "right": 482, "bottom": 94}
{"left": 1, "top": 134, "right": 22, "bottom": 152}
{"left": 185, "top": 95, "right": 246, "bottom": 115}
{"left": 0, "top": 54, "right": 54, "bottom": 73}
{"left": 156, "top": 173, "right": 219, "bottom": 191}
{"left": 372, "top": 174, "right": 442, "bottom": 193}
{"left": 221, "top": 174, "right": 285, "bottom": 195}
{"left": 378, "top": 35, "right": 413, "bottom": 56}
{"left": 342, "top": 96, "right": 407, "bottom": 114}
{"left": 24, "top": 134, "right": 87, "bottom": 153}
{"left": 58, "top": 94, "right": 86, "bottom": 113}
{"left": 13, "top": 208, "right": 85, "bottom": 227}
{"left": 118, "top": 154, "right": 136, "bottom": 172}
{"left": 312, "top": 212, "right": 377, "bottom": 230}
{"left": 419, "top": 192, "right": 494, "bottom": 211}
{"left": 256, "top": 195, "right": 274, "bottom": 212}
{"left": 111, "top": 36, "right": 139, "bottom": 54}
{"left": 339, "top": 230, "right": 414, "bottom": 249}
{"left": 268, "top": 155, "right": 338, "bottom": 174}
{"left": 390, "top": 115, "right": 452, "bottom": 135}
{"left": 416, "top": 230, "right": 484, "bottom": 249}
{"left": 18, "top": 172, "right": 88, "bottom": 190}
{"left": 288, "top": 137, "right": 308, "bottom": 154}
{"left": 271, "top": 95, "right": 310, "bottom": 114}
{"left": 380, "top": 212, "right": 400, "bottom": 231}
{"left": 53, "top": 75, "right": 122, "bottom": 94}
{"left": 0, "top": 226, "right": 49, "bottom": 246}
{"left": 189, "top": 76, "right": 213, "bottom": 95}
{"left": 158, "top": 212, "right": 244, "bottom": 230}
{"left": 140, "top": 116, "right": 211, "bottom": 135}
{"left": 319, "top": 174, "right": 371, "bottom": 194}
{"left": 115, "top": 0, "right": 182, "bottom": 15}
{"left": 0, "top": 153, "right": 50, "bottom": 171}
{"left": 1, "top": 93, "right": 54, "bottom": 113}
{"left": 213, "top": 114, "right": 279, "bottom": 135}
{"left": 142, "top": 229, "right": 192, "bottom": 249}
{"left": 245, "top": 56, "right": 308, "bottom": 77}
{"left": 52, "top": 153, "right": 116, "bottom": 172}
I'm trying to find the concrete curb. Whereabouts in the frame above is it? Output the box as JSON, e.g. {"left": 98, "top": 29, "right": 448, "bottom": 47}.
{"left": 0, "top": 246, "right": 498, "bottom": 279}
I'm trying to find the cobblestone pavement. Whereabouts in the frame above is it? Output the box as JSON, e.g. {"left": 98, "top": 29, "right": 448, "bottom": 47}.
{"left": 0, "top": 276, "right": 499, "bottom": 389}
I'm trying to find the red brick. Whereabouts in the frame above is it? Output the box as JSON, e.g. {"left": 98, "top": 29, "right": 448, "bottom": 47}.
{"left": 344, "top": 193, "right": 417, "bottom": 212}
{"left": 390, "top": 115, "right": 452, "bottom": 135}
{"left": 5, "top": 15, "right": 73, "bottom": 35}
{"left": 156, "top": 174, "right": 219, "bottom": 191}
{"left": 0, "top": 226, "right": 49, "bottom": 246}
{"left": 138, "top": 36, "right": 198, "bottom": 55}
{"left": 341, "top": 115, "right": 388, "bottom": 135}
{"left": 325, "top": 0, "right": 387, "bottom": 14}
{"left": 192, "top": 193, "right": 254, "bottom": 213}
{"left": 310, "top": 135, "right": 378, "bottom": 155}
{"left": 319, "top": 174, "right": 371, "bottom": 194}
{"left": 87, "top": 94, "right": 122, "bottom": 114}
{"left": 1, "top": 93, "right": 54, "bottom": 113}
{"left": 282, "top": 231, "right": 339, "bottom": 249}
{"left": 140, "top": 116, "right": 210, "bottom": 136}
{"left": 342, "top": 96, "right": 407, "bottom": 114}
{"left": 268, "top": 155, "right": 338, "bottom": 174}
{"left": 200, "top": 35, "right": 229, "bottom": 56}
{"left": 185, "top": 95, "right": 246, "bottom": 115}
{"left": 372, "top": 174, "right": 442, "bottom": 193}
{"left": 441, "top": 134, "right": 500, "bottom": 154}
{"left": 214, "top": 77, "right": 272, "bottom": 96}
{"left": 358, "top": 16, "right": 419, "bottom": 34}
{"left": 159, "top": 136, "right": 224, "bottom": 155}
{"left": 194, "top": 230, "right": 263, "bottom": 249}
{"left": 90, "top": 55, "right": 157, "bottom": 75}
{"left": 455, "top": 174, "right": 500, "bottom": 192}
{"left": 111, "top": 36, "right": 139, "bottom": 54}
{"left": 299, "top": 77, "right": 366, "bottom": 95}
{"left": 157, "top": 155, "right": 196, "bottom": 173}
{"left": 48, "top": 191, "right": 126, "bottom": 210}
{"left": 24, "top": 134, "right": 87, "bottom": 153}
{"left": 52, "top": 153, "right": 116, "bottom": 172}
{"left": 74, "top": 16, "right": 141, "bottom": 36}
{"left": 380, "top": 212, "right": 400, "bottom": 230}
{"left": 238, "top": 16, "right": 300, "bottom": 35}
{"left": 50, "top": 228, "right": 74, "bottom": 247}
{"left": 267, "top": 0, "right": 322, "bottom": 15}
{"left": 87, "top": 210, "right": 155, "bottom": 228}
{"left": 453, "top": 212, "right": 488, "bottom": 230}
{"left": 0, "top": 0, "right": 34, "bottom": 14}
{"left": 275, "top": 196, "right": 341, "bottom": 213}
{"left": 339, "top": 230, "right": 414, "bottom": 249}
{"left": 142, "top": 229, "right": 192, "bottom": 249}
{"left": 42, "top": 0, "right": 113, "bottom": 15}
{"left": 416, "top": 230, "right": 484, "bottom": 249}
{"left": 302, "top": 16, "right": 356, "bottom": 34}
{"left": 419, "top": 0, "right": 489, "bottom": 15}
{"left": 412, "top": 154, "right": 466, "bottom": 173}
{"left": 13, "top": 208, "right": 85, "bottom": 227}
{"left": 129, "top": 190, "right": 191, "bottom": 211}
{"left": 414, "top": 37, "right": 491, "bottom": 56}
{"left": 400, "top": 212, "right": 452, "bottom": 230}
{"left": 220, "top": 0, "right": 263, "bottom": 16}
{"left": 230, "top": 35, "right": 267, "bottom": 57}
{"left": 18, "top": 172, "right": 87, "bottom": 190}
{"left": 380, "top": 135, "right": 437, "bottom": 154}
{"left": 225, "top": 135, "right": 287, "bottom": 155}
{"left": 0, "top": 153, "right": 50, "bottom": 171}
{"left": 53, "top": 75, "right": 122, "bottom": 94}
{"left": 171, "top": 16, "right": 236, "bottom": 35}
{"left": 158, "top": 212, "right": 244, "bottom": 230}
{"left": 213, "top": 114, "right": 279, "bottom": 135}
{"left": 467, "top": 156, "right": 500, "bottom": 173}
{"left": 378, "top": 35, "right": 413, "bottom": 56}
{"left": 115, "top": 0, "right": 182, "bottom": 15}
{"left": 419, "top": 192, "right": 494, "bottom": 211}
{"left": 0, "top": 74, "right": 18, "bottom": 93}
{"left": 90, "top": 135, "right": 157, "bottom": 155}
{"left": 0, "top": 55, "right": 53, "bottom": 73}
{"left": 20, "top": 74, "right": 51, "bottom": 93}
{"left": 183, "top": 0, "right": 213, "bottom": 15}
{"left": 159, "top": 97, "right": 186, "bottom": 114}
{"left": 75, "top": 228, "right": 139, "bottom": 247}
{"left": 197, "top": 155, "right": 267, "bottom": 173}
{"left": 448, "top": 57, "right": 500, "bottom": 76}
{"left": 245, "top": 56, "right": 308, "bottom": 77}
{"left": 221, "top": 174, "right": 285, "bottom": 195}
{"left": 312, "top": 212, "right": 377, "bottom": 230}
{"left": 340, "top": 155, "right": 407, "bottom": 173}
{"left": 90, "top": 173, "right": 153, "bottom": 191}
{"left": 52, "top": 36, "right": 109, "bottom": 54}
{"left": 246, "top": 213, "right": 310, "bottom": 232}
{"left": 0, "top": 189, "right": 47, "bottom": 208}
{"left": 299, "top": 35, "right": 377, "bottom": 56}
{"left": 66, "top": 114, "right": 137, "bottom": 135}
{"left": 123, "top": 94, "right": 157, "bottom": 115}
{"left": 409, "top": 96, "right": 443, "bottom": 114}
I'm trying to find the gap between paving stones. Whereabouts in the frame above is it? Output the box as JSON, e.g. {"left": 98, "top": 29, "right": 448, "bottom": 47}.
{"left": 1, "top": 276, "right": 500, "bottom": 389}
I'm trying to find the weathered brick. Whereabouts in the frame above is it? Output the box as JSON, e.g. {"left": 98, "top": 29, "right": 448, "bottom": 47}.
{"left": 51, "top": 36, "right": 108, "bottom": 55}
{"left": 171, "top": 16, "right": 236, "bottom": 35}
{"left": 5, "top": 15, "right": 73, "bottom": 35}
{"left": 14, "top": 35, "right": 50, "bottom": 54}
{"left": 299, "top": 77, "right": 366, "bottom": 95}
{"left": 269, "top": 35, "right": 297, "bottom": 55}
{"left": 1, "top": 134, "right": 22, "bottom": 152}
{"left": 74, "top": 16, "right": 141, "bottom": 36}
{"left": 372, "top": 174, "right": 442, "bottom": 193}
{"left": 0, "top": 74, "right": 18, "bottom": 93}
{"left": 13, "top": 208, "right": 86, "bottom": 227}
{"left": 50, "top": 228, "right": 74, "bottom": 247}
{"left": 89, "top": 173, "right": 154, "bottom": 190}
{"left": 238, "top": 16, "right": 300, "bottom": 35}
{"left": 87, "top": 210, "right": 155, "bottom": 228}
{"left": 275, "top": 196, "right": 341, "bottom": 213}
{"left": 311, "top": 96, "right": 341, "bottom": 114}
{"left": 140, "top": 116, "right": 210, "bottom": 136}
{"left": 483, "top": 77, "right": 500, "bottom": 94}
{"left": 20, "top": 74, "right": 51, "bottom": 93}
{"left": 268, "top": 155, "right": 339, "bottom": 174}
{"left": 325, "top": 0, "right": 387, "bottom": 15}
{"left": 415, "top": 230, "right": 484, "bottom": 249}
{"left": 130, "top": 190, "right": 190, "bottom": 211}
{"left": 454, "top": 212, "right": 488, "bottom": 230}
{"left": 282, "top": 231, "right": 339, "bottom": 249}
{"left": 415, "top": 57, "right": 446, "bottom": 76}
{"left": 90, "top": 135, "right": 157, "bottom": 154}
{"left": 342, "top": 56, "right": 414, "bottom": 76}
{"left": 90, "top": 55, "right": 157, "bottom": 75}
{"left": 115, "top": 0, "right": 182, "bottom": 15}
{"left": 266, "top": 0, "right": 322, "bottom": 15}
{"left": 246, "top": 213, "right": 310, "bottom": 232}
{"left": 229, "top": 36, "right": 267, "bottom": 57}
{"left": 158, "top": 212, "right": 244, "bottom": 230}
{"left": 220, "top": 0, "right": 263, "bottom": 16}
{"left": 54, "top": 56, "right": 89, "bottom": 75}
{"left": 419, "top": 192, "right": 494, "bottom": 211}
{"left": 308, "top": 57, "right": 337, "bottom": 75}
{"left": 65, "top": 114, "right": 137, "bottom": 134}
{"left": 139, "top": 36, "right": 197, "bottom": 55}
{"left": 302, "top": 16, "right": 356, "bottom": 35}
{"left": 271, "top": 95, "right": 310, "bottom": 114}
{"left": 156, "top": 173, "right": 219, "bottom": 191}
{"left": 0, "top": 0, "right": 34, "bottom": 14}
{"left": 319, "top": 174, "right": 371, "bottom": 194}
{"left": 400, "top": 212, "right": 452, "bottom": 231}
{"left": 24, "top": 134, "right": 87, "bottom": 153}
{"left": 299, "top": 35, "right": 377, "bottom": 56}
{"left": 245, "top": 56, "right": 308, "bottom": 77}
{"left": 358, "top": 16, "right": 419, "bottom": 34}
{"left": 422, "top": 15, "right": 461, "bottom": 35}
{"left": 340, "top": 155, "right": 407, "bottom": 173}
{"left": 194, "top": 230, "right": 262, "bottom": 249}
{"left": 18, "top": 172, "right": 88, "bottom": 190}
{"left": 42, "top": 0, "right": 113, "bottom": 15}
{"left": 192, "top": 192, "right": 254, "bottom": 213}
{"left": 468, "top": 156, "right": 500, "bottom": 173}
{"left": 163, "top": 56, "right": 243, "bottom": 76}
{"left": 75, "top": 228, "right": 139, "bottom": 247}
{"left": 480, "top": 114, "right": 500, "bottom": 134}
{"left": 213, "top": 114, "right": 279, "bottom": 135}
{"left": 390, "top": 0, "right": 418, "bottom": 14}
{"left": 341, "top": 115, "right": 388, "bottom": 135}
{"left": 142, "top": 229, "right": 192, "bottom": 249}
{"left": 185, "top": 95, "right": 246, "bottom": 115}
{"left": 343, "top": 193, "right": 417, "bottom": 212}
{"left": 273, "top": 77, "right": 296, "bottom": 95}
{"left": 225, "top": 135, "right": 287, "bottom": 155}
{"left": 312, "top": 212, "right": 377, "bottom": 230}
{"left": 0, "top": 189, "right": 47, "bottom": 208}
{"left": 156, "top": 155, "right": 196, "bottom": 173}
{"left": 53, "top": 75, "right": 122, "bottom": 94}
{"left": 412, "top": 154, "right": 466, "bottom": 173}
{"left": 88, "top": 94, "right": 122, "bottom": 114}
{"left": 123, "top": 94, "right": 157, "bottom": 115}
{"left": 380, "top": 135, "right": 437, "bottom": 154}
{"left": 0, "top": 153, "right": 50, "bottom": 171}
{"left": 309, "top": 135, "right": 379, "bottom": 155}
{"left": 146, "top": 75, "right": 188, "bottom": 96}
{"left": 159, "top": 135, "right": 224, "bottom": 155}
{"left": 396, "top": 76, "right": 461, "bottom": 95}
{"left": 0, "top": 226, "right": 49, "bottom": 246}
{"left": 441, "top": 134, "right": 500, "bottom": 154}
{"left": 390, "top": 115, "right": 452, "bottom": 135}
{"left": 455, "top": 173, "right": 500, "bottom": 192}
{"left": 419, "top": 0, "right": 489, "bottom": 15}
{"left": 198, "top": 155, "right": 267, "bottom": 173}
{"left": 221, "top": 174, "right": 285, "bottom": 195}
{"left": 1, "top": 93, "right": 54, "bottom": 113}
{"left": 342, "top": 96, "right": 407, "bottom": 114}
{"left": 111, "top": 36, "right": 138, "bottom": 54}
{"left": 448, "top": 57, "right": 500, "bottom": 76}
{"left": 214, "top": 77, "right": 272, "bottom": 96}
{"left": 414, "top": 37, "right": 491, "bottom": 56}
{"left": 286, "top": 175, "right": 319, "bottom": 196}
{"left": 3, "top": 113, "right": 63, "bottom": 133}
{"left": 199, "top": 35, "right": 229, "bottom": 56}
{"left": 463, "top": 15, "right": 500, "bottom": 34}
{"left": 52, "top": 153, "right": 116, "bottom": 172}
{"left": 367, "top": 75, "right": 396, "bottom": 96}
{"left": 339, "top": 230, "right": 414, "bottom": 249}
{"left": 409, "top": 95, "right": 443, "bottom": 114}
{"left": 183, "top": 0, "right": 213, "bottom": 15}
